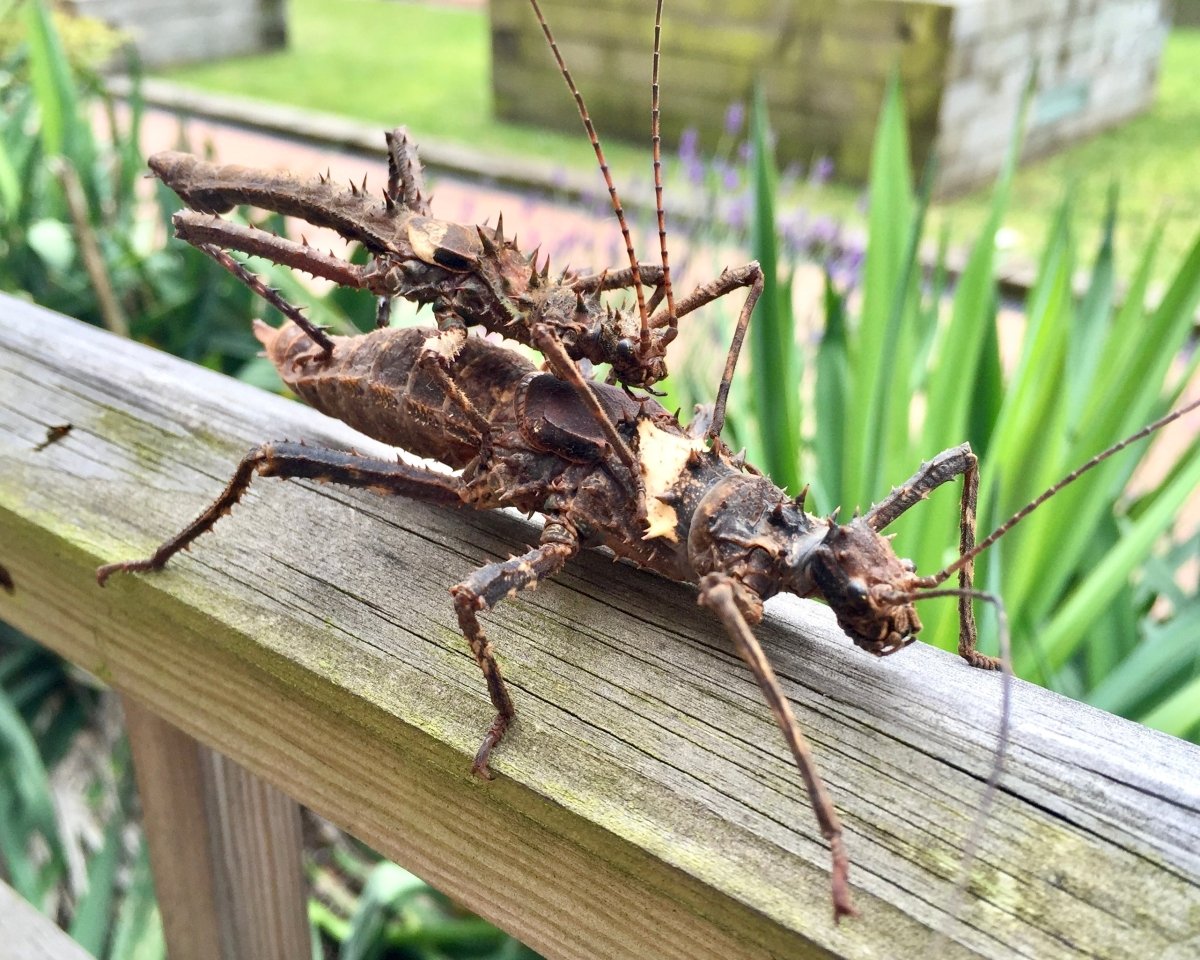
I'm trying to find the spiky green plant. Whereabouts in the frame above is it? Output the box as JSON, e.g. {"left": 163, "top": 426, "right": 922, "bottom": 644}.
{"left": 688, "top": 81, "right": 1200, "bottom": 741}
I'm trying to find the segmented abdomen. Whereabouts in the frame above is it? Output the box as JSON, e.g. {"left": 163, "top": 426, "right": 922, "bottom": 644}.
{"left": 255, "top": 322, "right": 533, "bottom": 468}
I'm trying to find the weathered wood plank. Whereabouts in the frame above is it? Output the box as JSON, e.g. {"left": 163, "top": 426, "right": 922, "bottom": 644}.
{"left": 121, "top": 696, "right": 308, "bottom": 960}
{"left": 0, "top": 296, "right": 1198, "bottom": 959}
{"left": 0, "top": 880, "right": 96, "bottom": 960}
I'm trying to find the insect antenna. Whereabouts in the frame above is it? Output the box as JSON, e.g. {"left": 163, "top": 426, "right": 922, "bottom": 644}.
{"left": 921, "top": 394, "right": 1200, "bottom": 589}
{"left": 649, "top": 0, "right": 676, "bottom": 337}
{"left": 526, "top": 0, "right": 652, "bottom": 349}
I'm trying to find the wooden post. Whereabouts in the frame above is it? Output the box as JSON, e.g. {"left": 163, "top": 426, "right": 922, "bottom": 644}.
{"left": 122, "top": 696, "right": 309, "bottom": 960}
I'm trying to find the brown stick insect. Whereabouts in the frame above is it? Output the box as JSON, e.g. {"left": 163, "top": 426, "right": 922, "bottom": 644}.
{"left": 96, "top": 0, "right": 1200, "bottom": 923}
{"left": 142, "top": 0, "right": 761, "bottom": 508}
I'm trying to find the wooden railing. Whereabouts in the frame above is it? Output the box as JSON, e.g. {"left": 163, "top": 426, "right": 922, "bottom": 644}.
{"left": 1, "top": 295, "right": 1198, "bottom": 959}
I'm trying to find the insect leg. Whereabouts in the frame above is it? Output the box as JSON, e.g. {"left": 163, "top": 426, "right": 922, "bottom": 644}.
{"left": 697, "top": 572, "right": 857, "bottom": 922}
{"left": 450, "top": 522, "right": 579, "bottom": 779}
{"left": 645, "top": 263, "right": 765, "bottom": 440}
{"left": 864, "top": 444, "right": 997, "bottom": 669}
{"left": 191, "top": 242, "right": 336, "bottom": 356}
{"left": 173, "top": 212, "right": 377, "bottom": 293}
{"left": 96, "top": 443, "right": 466, "bottom": 586}
{"left": 530, "top": 324, "right": 647, "bottom": 513}
{"left": 384, "top": 128, "right": 433, "bottom": 216}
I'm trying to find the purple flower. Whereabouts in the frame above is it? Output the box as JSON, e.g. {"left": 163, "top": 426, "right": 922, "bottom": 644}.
{"left": 810, "top": 156, "right": 834, "bottom": 186}
{"left": 722, "top": 164, "right": 739, "bottom": 192}
{"left": 725, "top": 194, "right": 749, "bottom": 232}
{"left": 678, "top": 127, "right": 699, "bottom": 163}
{"left": 723, "top": 102, "right": 746, "bottom": 137}
{"left": 737, "top": 140, "right": 752, "bottom": 164}
{"left": 684, "top": 155, "right": 706, "bottom": 186}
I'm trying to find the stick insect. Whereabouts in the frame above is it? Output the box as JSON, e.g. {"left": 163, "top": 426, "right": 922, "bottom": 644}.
{"left": 143, "top": 0, "right": 761, "bottom": 507}
{"left": 96, "top": 0, "right": 1200, "bottom": 924}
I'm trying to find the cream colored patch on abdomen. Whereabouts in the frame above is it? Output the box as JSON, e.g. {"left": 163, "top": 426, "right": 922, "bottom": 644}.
{"left": 638, "top": 420, "right": 707, "bottom": 541}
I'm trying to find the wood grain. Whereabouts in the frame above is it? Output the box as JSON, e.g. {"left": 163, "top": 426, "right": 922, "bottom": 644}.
{"left": 0, "top": 880, "right": 97, "bottom": 960}
{"left": 1, "top": 296, "right": 1198, "bottom": 959}
{"left": 122, "top": 696, "right": 308, "bottom": 960}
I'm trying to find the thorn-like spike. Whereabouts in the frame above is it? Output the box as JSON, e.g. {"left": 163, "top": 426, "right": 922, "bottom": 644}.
{"left": 828, "top": 506, "right": 842, "bottom": 524}
{"left": 794, "top": 484, "right": 810, "bottom": 513}
{"left": 361, "top": 173, "right": 369, "bottom": 192}
{"left": 477, "top": 226, "right": 499, "bottom": 256}
{"left": 540, "top": 257, "right": 550, "bottom": 280}
{"left": 495, "top": 213, "right": 505, "bottom": 244}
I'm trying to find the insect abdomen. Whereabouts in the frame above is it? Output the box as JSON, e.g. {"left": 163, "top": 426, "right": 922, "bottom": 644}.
{"left": 254, "top": 322, "right": 533, "bottom": 467}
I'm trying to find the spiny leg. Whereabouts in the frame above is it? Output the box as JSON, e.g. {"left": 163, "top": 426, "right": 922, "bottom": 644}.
{"left": 407, "top": 318, "right": 494, "bottom": 456}
{"left": 173, "top": 212, "right": 377, "bottom": 293}
{"left": 193, "top": 242, "right": 335, "bottom": 356}
{"left": 697, "top": 572, "right": 857, "bottom": 922}
{"left": 700, "top": 264, "right": 764, "bottom": 440}
{"left": 450, "top": 521, "right": 578, "bottom": 778}
{"left": 96, "top": 443, "right": 466, "bottom": 585}
{"left": 530, "top": 323, "right": 647, "bottom": 513}
{"left": 384, "top": 128, "right": 433, "bottom": 216}
{"left": 864, "top": 443, "right": 997, "bottom": 669}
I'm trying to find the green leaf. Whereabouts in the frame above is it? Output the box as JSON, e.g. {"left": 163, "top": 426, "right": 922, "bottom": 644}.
{"left": 1031, "top": 444, "right": 1200, "bottom": 674}
{"left": 108, "top": 838, "right": 165, "bottom": 960}
{"left": 27, "top": 218, "right": 76, "bottom": 272}
{"left": 340, "top": 862, "right": 428, "bottom": 960}
{"left": 68, "top": 813, "right": 123, "bottom": 955}
{"left": 844, "top": 74, "right": 915, "bottom": 507}
{"left": 747, "top": 84, "right": 801, "bottom": 494}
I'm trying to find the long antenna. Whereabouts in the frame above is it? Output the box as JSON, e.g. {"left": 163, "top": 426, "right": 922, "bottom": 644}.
{"left": 650, "top": 0, "right": 675, "bottom": 343}
{"left": 924, "top": 395, "right": 1200, "bottom": 587}
{"left": 527, "top": 0, "right": 651, "bottom": 345}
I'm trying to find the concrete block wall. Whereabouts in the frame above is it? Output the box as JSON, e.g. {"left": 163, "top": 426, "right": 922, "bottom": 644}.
{"left": 490, "top": 0, "right": 1171, "bottom": 193}
{"left": 65, "top": 0, "right": 287, "bottom": 68}
{"left": 936, "top": 0, "right": 1170, "bottom": 192}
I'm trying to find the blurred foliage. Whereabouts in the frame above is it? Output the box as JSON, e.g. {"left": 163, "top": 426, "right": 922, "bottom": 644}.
{"left": 0, "top": 0, "right": 371, "bottom": 385}
{"left": 0, "top": 0, "right": 129, "bottom": 72}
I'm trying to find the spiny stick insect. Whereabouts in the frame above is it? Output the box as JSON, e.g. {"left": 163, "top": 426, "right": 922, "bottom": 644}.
{"left": 143, "top": 0, "right": 761, "bottom": 515}
{"left": 97, "top": 0, "right": 1200, "bottom": 924}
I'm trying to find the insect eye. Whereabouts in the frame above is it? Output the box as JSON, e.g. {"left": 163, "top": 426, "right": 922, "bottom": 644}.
{"left": 615, "top": 338, "right": 637, "bottom": 363}
{"left": 848, "top": 578, "right": 869, "bottom": 600}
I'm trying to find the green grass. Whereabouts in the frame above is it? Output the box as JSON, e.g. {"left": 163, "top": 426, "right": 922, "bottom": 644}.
{"left": 160, "top": 1, "right": 1200, "bottom": 277}
{"left": 160, "top": 0, "right": 650, "bottom": 178}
